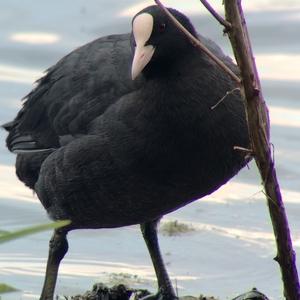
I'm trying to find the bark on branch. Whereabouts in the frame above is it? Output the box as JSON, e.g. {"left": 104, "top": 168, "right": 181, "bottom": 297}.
{"left": 223, "top": 2, "right": 300, "bottom": 299}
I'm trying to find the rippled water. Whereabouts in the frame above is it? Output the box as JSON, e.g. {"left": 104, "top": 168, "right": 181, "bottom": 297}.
{"left": 0, "top": 1, "right": 300, "bottom": 299}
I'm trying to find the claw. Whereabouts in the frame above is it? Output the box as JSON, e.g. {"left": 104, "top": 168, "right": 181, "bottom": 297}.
{"left": 139, "top": 288, "right": 178, "bottom": 300}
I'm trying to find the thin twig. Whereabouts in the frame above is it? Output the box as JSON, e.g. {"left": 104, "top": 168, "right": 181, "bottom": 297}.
{"left": 234, "top": 145, "right": 254, "bottom": 165}
{"left": 210, "top": 87, "right": 240, "bottom": 110}
{"left": 233, "top": 146, "right": 253, "bottom": 155}
{"left": 199, "top": 0, "right": 232, "bottom": 30}
{"left": 154, "top": 0, "right": 241, "bottom": 84}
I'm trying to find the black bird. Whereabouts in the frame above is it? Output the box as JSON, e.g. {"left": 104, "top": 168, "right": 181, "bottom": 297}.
{"left": 3, "top": 5, "right": 249, "bottom": 300}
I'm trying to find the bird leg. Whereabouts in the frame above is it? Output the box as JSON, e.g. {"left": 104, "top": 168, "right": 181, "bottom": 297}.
{"left": 40, "top": 229, "right": 69, "bottom": 300}
{"left": 141, "top": 220, "right": 178, "bottom": 300}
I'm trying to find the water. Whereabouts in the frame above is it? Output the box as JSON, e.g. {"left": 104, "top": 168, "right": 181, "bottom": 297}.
{"left": 0, "top": 1, "right": 299, "bottom": 299}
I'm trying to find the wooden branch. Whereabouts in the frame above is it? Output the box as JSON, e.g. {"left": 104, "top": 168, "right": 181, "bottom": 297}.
{"left": 154, "top": 0, "right": 240, "bottom": 84}
{"left": 198, "top": 0, "right": 231, "bottom": 30}
{"left": 223, "top": 1, "right": 300, "bottom": 299}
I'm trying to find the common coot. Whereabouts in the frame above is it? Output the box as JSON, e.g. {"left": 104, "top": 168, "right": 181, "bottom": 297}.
{"left": 3, "top": 5, "right": 249, "bottom": 300}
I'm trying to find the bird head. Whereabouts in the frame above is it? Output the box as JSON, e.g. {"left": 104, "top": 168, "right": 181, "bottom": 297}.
{"left": 131, "top": 5, "right": 197, "bottom": 80}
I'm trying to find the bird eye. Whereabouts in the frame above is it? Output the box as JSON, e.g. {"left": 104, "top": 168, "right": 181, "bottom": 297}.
{"left": 159, "top": 23, "right": 166, "bottom": 33}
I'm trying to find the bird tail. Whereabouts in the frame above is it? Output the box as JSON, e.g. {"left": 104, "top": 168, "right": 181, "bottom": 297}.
{"left": 2, "top": 119, "right": 55, "bottom": 189}
{"left": 2, "top": 120, "right": 55, "bottom": 154}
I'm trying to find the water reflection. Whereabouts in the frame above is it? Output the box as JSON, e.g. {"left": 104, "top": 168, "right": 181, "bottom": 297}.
{"left": 256, "top": 54, "right": 300, "bottom": 81}
{"left": 269, "top": 106, "right": 300, "bottom": 128}
{"left": 0, "top": 64, "right": 41, "bottom": 84}
{"left": 120, "top": 0, "right": 300, "bottom": 17}
{"left": 10, "top": 32, "right": 60, "bottom": 45}
{"left": 0, "top": 165, "right": 35, "bottom": 203}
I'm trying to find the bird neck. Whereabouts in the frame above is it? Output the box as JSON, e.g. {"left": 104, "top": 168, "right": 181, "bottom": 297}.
{"left": 142, "top": 43, "right": 199, "bottom": 80}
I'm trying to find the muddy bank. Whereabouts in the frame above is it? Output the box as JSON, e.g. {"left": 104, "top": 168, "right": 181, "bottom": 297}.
{"left": 69, "top": 283, "right": 268, "bottom": 300}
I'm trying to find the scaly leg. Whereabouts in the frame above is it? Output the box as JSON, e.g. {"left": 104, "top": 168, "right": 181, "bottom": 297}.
{"left": 40, "top": 229, "right": 69, "bottom": 300}
{"left": 141, "top": 220, "right": 177, "bottom": 300}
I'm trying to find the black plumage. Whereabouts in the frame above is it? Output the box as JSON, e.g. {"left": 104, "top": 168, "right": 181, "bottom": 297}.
{"left": 4, "top": 5, "right": 249, "bottom": 300}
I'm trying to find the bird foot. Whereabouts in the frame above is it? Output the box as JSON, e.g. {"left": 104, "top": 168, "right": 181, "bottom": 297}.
{"left": 138, "top": 288, "right": 178, "bottom": 300}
